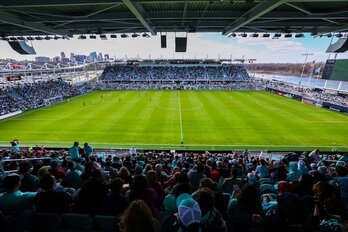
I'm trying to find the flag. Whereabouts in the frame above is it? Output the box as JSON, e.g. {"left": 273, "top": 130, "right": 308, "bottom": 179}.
{"left": 308, "top": 60, "right": 315, "bottom": 76}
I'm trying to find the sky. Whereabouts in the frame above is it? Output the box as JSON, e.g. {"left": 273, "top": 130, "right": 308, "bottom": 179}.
{"left": 0, "top": 33, "right": 347, "bottom": 63}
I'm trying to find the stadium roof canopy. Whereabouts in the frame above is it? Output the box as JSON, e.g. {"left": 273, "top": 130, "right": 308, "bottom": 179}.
{"left": 1, "top": 0, "right": 348, "bottom": 37}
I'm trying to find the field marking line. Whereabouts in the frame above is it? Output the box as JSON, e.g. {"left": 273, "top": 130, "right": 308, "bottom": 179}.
{"left": 178, "top": 91, "right": 184, "bottom": 143}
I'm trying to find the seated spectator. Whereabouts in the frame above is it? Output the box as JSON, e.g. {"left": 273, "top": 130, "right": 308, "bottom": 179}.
{"left": 102, "top": 178, "right": 129, "bottom": 216}
{"left": 227, "top": 184, "right": 262, "bottom": 232}
{"left": 65, "top": 161, "right": 82, "bottom": 190}
{"left": 336, "top": 166, "right": 348, "bottom": 207}
{"left": 196, "top": 187, "right": 227, "bottom": 232}
{"left": 127, "top": 175, "right": 160, "bottom": 216}
{"left": 188, "top": 163, "right": 206, "bottom": 192}
{"left": 287, "top": 161, "right": 302, "bottom": 182}
{"left": 119, "top": 200, "right": 160, "bottom": 232}
{"left": 18, "top": 160, "right": 38, "bottom": 192}
{"left": 155, "top": 164, "right": 168, "bottom": 185}
{"left": 0, "top": 174, "right": 36, "bottom": 215}
{"left": 161, "top": 193, "right": 201, "bottom": 232}
{"left": 83, "top": 142, "right": 93, "bottom": 157}
{"left": 75, "top": 168, "right": 107, "bottom": 214}
{"left": 34, "top": 174, "right": 72, "bottom": 213}
{"left": 50, "top": 160, "right": 66, "bottom": 181}
{"left": 255, "top": 160, "right": 269, "bottom": 178}
{"left": 222, "top": 168, "right": 242, "bottom": 194}
{"left": 147, "top": 170, "right": 165, "bottom": 202}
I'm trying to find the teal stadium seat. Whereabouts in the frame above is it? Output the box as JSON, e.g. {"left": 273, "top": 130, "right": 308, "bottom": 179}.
{"left": 34, "top": 212, "right": 62, "bottom": 232}
{"left": 62, "top": 213, "right": 93, "bottom": 231}
{"left": 95, "top": 215, "right": 116, "bottom": 232}
{"left": 259, "top": 178, "right": 274, "bottom": 185}
{"left": 259, "top": 184, "right": 276, "bottom": 194}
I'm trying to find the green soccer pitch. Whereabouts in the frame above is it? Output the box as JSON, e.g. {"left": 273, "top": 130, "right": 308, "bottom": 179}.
{"left": 0, "top": 90, "right": 347, "bottom": 151}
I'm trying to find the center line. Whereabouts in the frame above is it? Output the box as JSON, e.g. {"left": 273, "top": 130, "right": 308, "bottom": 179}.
{"left": 178, "top": 91, "right": 184, "bottom": 144}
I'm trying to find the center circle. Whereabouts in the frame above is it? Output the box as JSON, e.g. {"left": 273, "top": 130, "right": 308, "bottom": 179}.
{"left": 156, "top": 98, "right": 204, "bottom": 111}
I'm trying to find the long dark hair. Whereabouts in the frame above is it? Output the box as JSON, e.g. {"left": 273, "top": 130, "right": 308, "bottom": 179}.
{"left": 119, "top": 200, "right": 156, "bottom": 232}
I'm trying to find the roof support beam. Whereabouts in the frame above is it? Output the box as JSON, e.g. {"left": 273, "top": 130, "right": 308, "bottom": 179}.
{"left": 222, "top": 0, "right": 286, "bottom": 35}
{"left": 121, "top": 0, "right": 156, "bottom": 35}
{"left": 317, "top": 23, "right": 348, "bottom": 35}
{"left": 0, "top": 10, "right": 66, "bottom": 35}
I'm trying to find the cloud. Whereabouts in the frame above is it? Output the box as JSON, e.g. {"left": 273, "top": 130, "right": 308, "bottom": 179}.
{"left": 1, "top": 32, "right": 347, "bottom": 63}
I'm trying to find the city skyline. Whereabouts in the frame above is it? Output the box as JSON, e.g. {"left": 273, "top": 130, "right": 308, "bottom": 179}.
{"left": 0, "top": 33, "right": 348, "bottom": 63}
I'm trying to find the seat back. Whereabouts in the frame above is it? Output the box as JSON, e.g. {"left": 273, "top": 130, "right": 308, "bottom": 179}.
{"left": 62, "top": 213, "right": 93, "bottom": 231}
{"left": 34, "top": 212, "right": 61, "bottom": 232}
{"left": 95, "top": 215, "right": 116, "bottom": 232}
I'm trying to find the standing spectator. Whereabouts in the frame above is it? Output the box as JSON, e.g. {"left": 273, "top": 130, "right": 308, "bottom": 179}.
{"left": 83, "top": 143, "right": 93, "bottom": 157}
{"left": 155, "top": 164, "right": 168, "bottom": 185}
{"left": 222, "top": 169, "right": 242, "bottom": 194}
{"left": 68, "top": 141, "right": 80, "bottom": 160}
{"left": 65, "top": 161, "right": 82, "bottom": 190}
{"left": 50, "top": 160, "right": 66, "bottom": 181}
{"left": 287, "top": 161, "right": 302, "bottom": 182}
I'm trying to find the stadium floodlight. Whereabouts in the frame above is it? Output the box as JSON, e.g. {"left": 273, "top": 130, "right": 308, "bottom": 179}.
{"left": 78, "top": 35, "right": 87, "bottom": 40}
{"left": 335, "top": 33, "right": 343, "bottom": 38}
{"left": 27, "top": 36, "right": 35, "bottom": 41}
{"left": 110, "top": 34, "right": 117, "bottom": 38}
{"left": 239, "top": 33, "right": 247, "bottom": 38}
{"left": 53, "top": 35, "right": 60, "bottom": 40}
{"left": 131, "top": 33, "right": 140, "bottom": 38}
{"left": 90, "top": 35, "right": 97, "bottom": 39}
{"left": 295, "top": 33, "right": 305, "bottom": 38}
{"left": 273, "top": 33, "right": 282, "bottom": 38}
{"left": 44, "top": 35, "right": 51, "bottom": 40}
{"left": 142, "top": 33, "right": 150, "bottom": 38}
{"left": 17, "top": 36, "right": 25, "bottom": 40}
{"left": 327, "top": 33, "right": 333, "bottom": 38}
{"left": 35, "top": 36, "right": 43, "bottom": 40}
{"left": 228, "top": 33, "right": 236, "bottom": 38}
{"left": 262, "top": 33, "right": 270, "bottom": 38}
{"left": 121, "top": 33, "right": 128, "bottom": 38}
{"left": 250, "top": 33, "right": 259, "bottom": 38}
{"left": 284, "top": 33, "right": 292, "bottom": 38}
{"left": 9, "top": 37, "right": 17, "bottom": 41}
{"left": 100, "top": 34, "right": 107, "bottom": 40}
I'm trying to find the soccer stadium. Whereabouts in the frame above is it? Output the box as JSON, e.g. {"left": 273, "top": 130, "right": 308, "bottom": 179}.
{"left": 0, "top": 0, "right": 348, "bottom": 232}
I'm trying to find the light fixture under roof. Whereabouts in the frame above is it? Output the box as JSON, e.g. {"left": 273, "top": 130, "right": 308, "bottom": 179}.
{"left": 239, "top": 33, "right": 247, "bottom": 38}
{"left": 27, "top": 36, "right": 35, "bottom": 40}
{"left": 326, "top": 33, "right": 332, "bottom": 38}
{"left": 17, "top": 36, "right": 25, "bottom": 40}
{"left": 110, "top": 34, "right": 117, "bottom": 38}
{"left": 78, "top": 35, "right": 87, "bottom": 40}
{"left": 295, "top": 33, "right": 304, "bottom": 38}
{"left": 121, "top": 33, "right": 128, "bottom": 38}
{"left": 100, "top": 34, "right": 107, "bottom": 40}
{"left": 9, "top": 37, "right": 17, "bottom": 41}
{"left": 90, "top": 35, "right": 97, "bottom": 39}
{"left": 44, "top": 35, "right": 51, "bottom": 40}
{"left": 35, "top": 36, "right": 43, "bottom": 40}
{"left": 131, "top": 33, "right": 139, "bottom": 38}
{"left": 262, "top": 33, "right": 270, "bottom": 38}
{"left": 284, "top": 33, "right": 292, "bottom": 38}
{"left": 335, "top": 33, "right": 343, "bottom": 38}
{"left": 273, "top": 33, "right": 282, "bottom": 38}
{"left": 250, "top": 33, "right": 259, "bottom": 38}
{"left": 228, "top": 33, "right": 236, "bottom": 38}
{"left": 142, "top": 33, "right": 150, "bottom": 38}
{"left": 54, "top": 35, "right": 60, "bottom": 40}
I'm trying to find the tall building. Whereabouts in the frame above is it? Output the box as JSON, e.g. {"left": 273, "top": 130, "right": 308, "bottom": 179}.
{"left": 89, "top": 52, "right": 97, "bottom": 61}
{"left": 104, "top": 54, "right": 110, "bottom": 60}
{"left": 53, "top": 56, "right": 60, "bottom": 63}
{"left": 70, "top": 53, "right": 75, "bottom": 62}
{"left": 98, "top": 52, "right": 103, "bottom": 61}
{"left": 61, "top": 52, "right": 66, "bottom": 60}
{"left": 35, "top": 56, "right": 50, "bottom": 62}
{"left": 75, "top": 55, "right": 86, "bottom": 62}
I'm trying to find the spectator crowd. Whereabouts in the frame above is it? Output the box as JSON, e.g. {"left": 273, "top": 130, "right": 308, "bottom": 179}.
{"left": 0, "top": 143, "right": 347, "bottom": 232}
{"left": 0, "top": 80, "right": 80, "bottom": 116}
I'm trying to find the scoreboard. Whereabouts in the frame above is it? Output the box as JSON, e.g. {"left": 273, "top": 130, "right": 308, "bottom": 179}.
{"left": 322, "top": 59, "right": 348, "bottom": 81}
